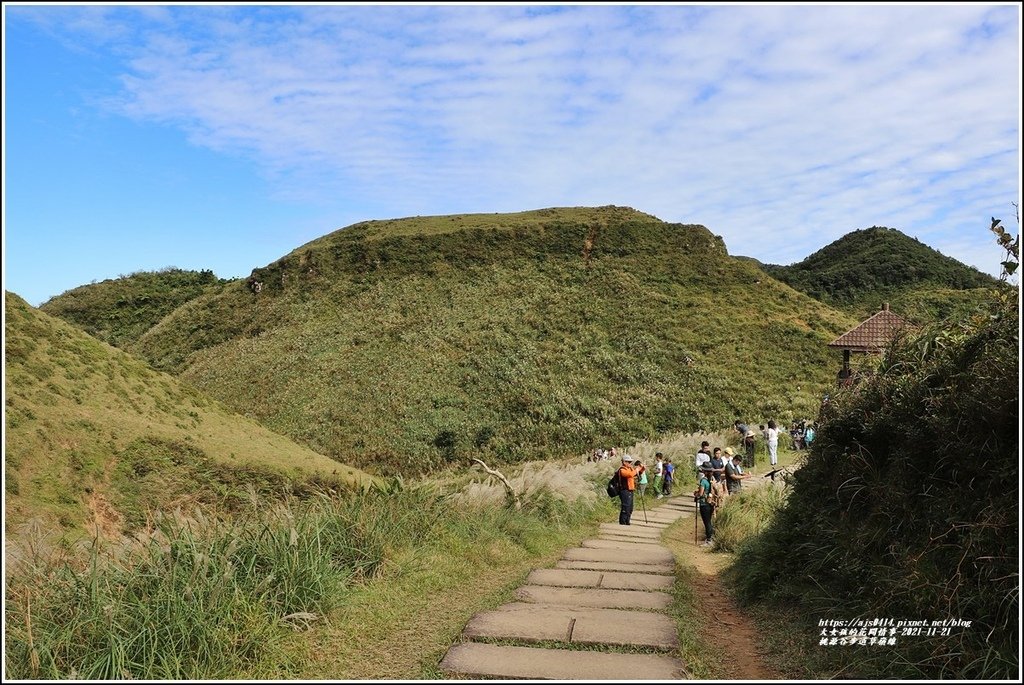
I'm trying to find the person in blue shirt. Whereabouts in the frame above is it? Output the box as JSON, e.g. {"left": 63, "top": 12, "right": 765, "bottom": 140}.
{"left": 663, "top": 459, "right": 675, "bottom": 496}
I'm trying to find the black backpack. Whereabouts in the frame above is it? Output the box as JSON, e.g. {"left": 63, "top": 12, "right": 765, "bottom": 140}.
{"left": 606, "top": 472, "right": 621, "bottom": 498}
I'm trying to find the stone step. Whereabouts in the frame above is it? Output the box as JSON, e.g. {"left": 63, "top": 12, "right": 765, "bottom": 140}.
{"left": 515, "top": 585, "right": 672, "bottom": 610}
{"left": 599, "top": 533, "right": 665, "bottom": 544}
{"left": 627, "top": 522, "right": 670, "bottom": 530}
{"left": 636, "top": 516, "right": 683, "bottom": 525}
{"left": 462, "top": 602, "right": 679, "bottom": 650}
{"left": 527, "top": 568, "right": 674, "bottom": 591}
{"left": 439, "top": 642, "right": 687, "bottom": 680}
{"left": 563, "top": 546, "right": 673, "bottom": 565}
{"left": 555, "top": 559, "right": 674, "bottom": 575}
{"left": 598, "top": 523, "right": 662, "bottom": 537}
{"left": 581, "top": 538, "right": 669, "bottom": 552}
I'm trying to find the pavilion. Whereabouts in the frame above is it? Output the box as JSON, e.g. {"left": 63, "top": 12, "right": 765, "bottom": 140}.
{"left": 827, "top": 303, "right": 910, "bottom": 386}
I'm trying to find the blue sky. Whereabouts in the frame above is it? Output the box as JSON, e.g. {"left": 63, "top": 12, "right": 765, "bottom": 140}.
{"left": 3, "top": 3, "right": 1021, "bottom": 306}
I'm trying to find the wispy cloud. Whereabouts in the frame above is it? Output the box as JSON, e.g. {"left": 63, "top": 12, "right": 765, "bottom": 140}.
{"left": 14, "top": 4, "right": 1021, "bottom": 274}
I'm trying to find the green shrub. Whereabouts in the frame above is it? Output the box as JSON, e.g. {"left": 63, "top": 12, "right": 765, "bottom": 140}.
{"left": 727, "top": 285, "right": 1019, "bottom": 678}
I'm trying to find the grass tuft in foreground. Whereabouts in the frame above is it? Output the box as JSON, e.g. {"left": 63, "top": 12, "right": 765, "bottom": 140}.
{"left": 4, "top": 466, "right": 614, "bottom": 680}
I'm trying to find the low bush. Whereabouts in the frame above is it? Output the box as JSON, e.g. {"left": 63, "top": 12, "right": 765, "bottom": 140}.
{"left": 726, "top": 282, "right": 1018, "bottom": 678}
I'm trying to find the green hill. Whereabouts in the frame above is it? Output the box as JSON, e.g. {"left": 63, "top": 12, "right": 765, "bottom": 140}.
{"left": 4, "top": 292, "right": 371, "bottom": 538}
{"left": 40, "top": 267, "right": 229, "bottom": 348}
{"left": 759, "top": 226, "right": 998, "bottom": 320}
{"left": 128, "top": 206, "right": 856, "bottom": 475}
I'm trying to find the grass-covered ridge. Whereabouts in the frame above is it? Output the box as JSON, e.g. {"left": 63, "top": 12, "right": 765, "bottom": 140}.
{"left": 131, "top": 207, "right": 856, "bottom": 475}
{"left": 725, "top": 286, "right": 1019, "bottom": 679}
{"left": 40, "top": 267, "right": 229, "bottom": 348}
{"left": 4, "top": 292, "right": 371, "bottom": 538}
{"left": 758, "top": 226, "right": 998, "bottom": 320}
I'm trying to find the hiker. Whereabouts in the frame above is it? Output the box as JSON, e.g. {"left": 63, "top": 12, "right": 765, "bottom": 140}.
{"left": 805, "top": 423, "right": 816, "bottom": 447}
{"left": 766, "top": 420, "right": 779, "bottom": 466}
{"left": 616, "top": 455, "right": 639, "bottom": 525}
{"left": 696, "top": 470, "right": 715, "bottom": 545}
{"left": 694, "top": 441, "right": 711, "bottom": 476}
{"left": 636, "top": 460, "right": 649, "bottom": 498}
{"left": 710, "top": 467, "right": 729, "bottom": 510}
{"left": 663, "top": 458, "right": 675, "bottom": 497}
{"left": 743, "top": 429, "right": 756, "bottom": 467}
{"left": 708, "top": 447, "right": 726, "bottom": 482}
{"left": 726, "top": 453, "right": 749, "bottom": 494}
{"left": 652, "top": 453, "right": 665, "bottom": 498}
{"left": 791, "top": 423, "right": 804, "bottom": 450}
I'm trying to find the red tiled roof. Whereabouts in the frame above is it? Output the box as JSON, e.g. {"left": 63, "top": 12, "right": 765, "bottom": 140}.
{"left": 828, "top": 307, "right": 910, "bottom": 352}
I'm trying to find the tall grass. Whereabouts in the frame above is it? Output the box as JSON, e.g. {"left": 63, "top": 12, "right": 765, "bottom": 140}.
{"left": 3, "top": 484, "right": 446, "bottom": 680}
{"left": 4, "top": 462, "right": 610, "bottom": 680}
{"left": 710, "top": 483, "right": 788, "bottom": 553}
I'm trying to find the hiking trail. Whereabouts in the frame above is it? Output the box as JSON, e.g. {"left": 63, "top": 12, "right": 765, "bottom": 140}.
{"left": 438, "top": 474, "right": 785, "bottom": 680}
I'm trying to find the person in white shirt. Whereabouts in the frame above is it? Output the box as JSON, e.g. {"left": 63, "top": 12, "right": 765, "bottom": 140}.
{"left": 652, "top": 453, "right": 665, "bottom": 498}
{"left": 694, "top": 441, "right": 711, "bottom": 476}
{"left": 767, "top": 419, "right": 779, "bottom": 466}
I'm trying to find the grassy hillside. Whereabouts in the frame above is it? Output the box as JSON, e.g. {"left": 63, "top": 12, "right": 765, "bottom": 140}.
{"left": 131, "top": 206, "right": 856, "bottom": 475}
{"left": 758, "top": 226, "right": 997, "bottom": 320}
{"left": 727, "top": 286, "right": 1019, "bottom": 678}
{"left": 40, "top": 267, "right": 229, "bottom": 348}
{"left": 4, "top": 292, "right": 371, "bottom": 539}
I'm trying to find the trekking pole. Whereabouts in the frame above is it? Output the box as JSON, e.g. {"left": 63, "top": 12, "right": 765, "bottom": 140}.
{"left": 693, "top": 486, "right": 698, "bottom": 543}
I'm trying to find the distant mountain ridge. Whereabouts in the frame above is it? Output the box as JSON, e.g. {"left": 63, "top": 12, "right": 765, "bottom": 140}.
{"left": 40, "top": 268, "right": 229, "bottom": 348}
{"left": 118, "top": 206, "right": 855, "bottom": 475}
{"left": 754, "top": 226, "right": 998, "bottom": 319}
{"left": 41, "top": 213, "right": 994, "bottom": 478}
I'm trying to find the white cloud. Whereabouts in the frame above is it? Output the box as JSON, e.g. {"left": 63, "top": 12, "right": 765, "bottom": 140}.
{"left": 25, "top": 4, "right": 1022, "bottom": 275}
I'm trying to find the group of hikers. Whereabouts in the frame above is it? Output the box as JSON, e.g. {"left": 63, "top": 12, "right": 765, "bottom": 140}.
{"left": 606, "top": 418, "right": 803, "bottom": 538}
{"left": 692, "top": 440, "right": 754, "bottom": 545}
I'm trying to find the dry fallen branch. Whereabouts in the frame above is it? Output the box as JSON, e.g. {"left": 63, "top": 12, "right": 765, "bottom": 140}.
{"left": 471, "top": 458, "right": 522, "bottom": 511}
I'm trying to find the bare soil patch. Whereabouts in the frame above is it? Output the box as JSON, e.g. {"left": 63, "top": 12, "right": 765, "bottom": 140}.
{"left": 676, "top": 516, "right": 781, "bottom": 680}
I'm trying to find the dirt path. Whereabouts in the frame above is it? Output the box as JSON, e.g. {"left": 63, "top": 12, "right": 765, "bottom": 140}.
{"left": 674, "top": 475, "right": 785, "bottom": 680}
{"left": 678, "top": 531, "right": 780, "bottom": 680}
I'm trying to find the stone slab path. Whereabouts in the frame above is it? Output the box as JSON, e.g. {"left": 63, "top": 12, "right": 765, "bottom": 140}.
{"left": 439, "top": 496, "right": 696, "bottom": 679}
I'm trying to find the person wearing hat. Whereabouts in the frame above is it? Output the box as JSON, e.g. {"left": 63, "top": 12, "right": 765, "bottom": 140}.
{"left": 616, "top": 456, "right": 639, "bottom": 525}
{"left": 696, "top": 468, "right": 715, "bottom": 545}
